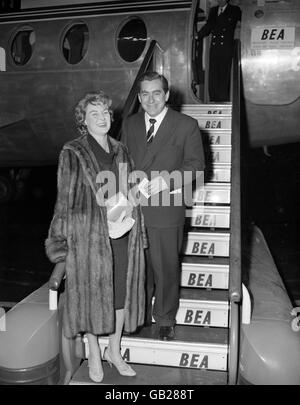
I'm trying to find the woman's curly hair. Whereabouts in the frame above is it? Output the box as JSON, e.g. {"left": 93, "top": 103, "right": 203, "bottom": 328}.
{"left": 74, "top": 91, "right": 113, "bottom": 136}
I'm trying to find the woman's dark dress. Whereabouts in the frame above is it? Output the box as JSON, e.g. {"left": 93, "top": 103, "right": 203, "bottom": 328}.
{"left": 87, "top": 134, "right": 128, "bottom": 310}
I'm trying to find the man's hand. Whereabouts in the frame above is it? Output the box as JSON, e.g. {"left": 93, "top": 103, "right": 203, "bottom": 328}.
{"left": 147, "top": 176, "right": 169, "bottom": 196}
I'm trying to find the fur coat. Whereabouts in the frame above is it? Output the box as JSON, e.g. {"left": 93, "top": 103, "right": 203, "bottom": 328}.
{"left": 45, "top": 135, "right": 146, "bottom": 338}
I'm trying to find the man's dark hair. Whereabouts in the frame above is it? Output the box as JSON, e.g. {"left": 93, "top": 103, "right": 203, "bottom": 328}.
{"left": 137, "top": 71, "right": 169, "bottom": 94}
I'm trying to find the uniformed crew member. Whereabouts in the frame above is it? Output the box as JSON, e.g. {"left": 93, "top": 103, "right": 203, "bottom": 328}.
{"left": 198, "top": 0, "right": 241, "bottom": 102}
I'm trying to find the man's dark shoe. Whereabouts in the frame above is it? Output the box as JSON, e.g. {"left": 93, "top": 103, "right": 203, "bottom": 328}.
{"left": 158, "top": 326, "right": 175, "bottom": 341}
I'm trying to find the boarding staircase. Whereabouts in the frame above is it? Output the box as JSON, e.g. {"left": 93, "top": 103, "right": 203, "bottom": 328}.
{"left": 70, "top": 103, "right": 238, "bottom": 385}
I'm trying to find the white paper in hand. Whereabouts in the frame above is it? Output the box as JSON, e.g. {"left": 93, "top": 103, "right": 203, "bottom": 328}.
{"left": 105, "top": 192, "right": 135, "bottom": 238}
{"left": 138, "top": 178, "right": 151, "bottom": 199}
{"left": 108, "top": 217, "right": 135, "bottom": 239}
{"left": 105, "top": 191, "right": 133, "bottom": 222}
{"left": 49, "top": 289, "right": 58, "bottom": 310}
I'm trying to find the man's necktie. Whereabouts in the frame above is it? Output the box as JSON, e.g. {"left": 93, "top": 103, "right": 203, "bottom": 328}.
{"left": 218, "top": 7, "right": 224, "bottom": 16}
{"left": 147, "top": 118, "right": 156, "bottom": 143}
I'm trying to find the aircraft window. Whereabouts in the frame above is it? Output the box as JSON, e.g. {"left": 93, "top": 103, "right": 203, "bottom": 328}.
{"left": 11, "top": 28, "right": 35, "bottom": 66}
{"left": 62, "top": 23, "right": 89, "bottom": 64}
{"left": 117, "top": 18, "right": 147, "bottom": 63}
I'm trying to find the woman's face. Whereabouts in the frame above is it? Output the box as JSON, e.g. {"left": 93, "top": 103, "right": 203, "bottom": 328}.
{"left": 84, "top": 102, "right": 111, "bottom": 137}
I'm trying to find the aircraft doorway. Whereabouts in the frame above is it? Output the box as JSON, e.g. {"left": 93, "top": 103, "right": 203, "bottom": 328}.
{"left": 191, "top": 0, "right": 210, "bottom": 102}
{"left": 190, "top": 0, "right": 241, "bottom": 103}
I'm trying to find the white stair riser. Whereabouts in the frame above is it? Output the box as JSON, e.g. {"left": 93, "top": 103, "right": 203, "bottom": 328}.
{"left": 175, "top": 303, "right": 228, "bottom": 327}
{"left": 209, "top": 166, "right": 231, "bottom": 182}
{"left": 186, "top": 207, "right": 230, "bottom": 228}
{"left": 88, "top": 338, "right": 228, "bottom": 371}
{"left": 211, "top": 147, "right": 231, "bottom": 164}
{"left": 207, "top": 132, "right": 231, "bottom": 146}
{"left": 183, "top": 233, "right": 230, "bottom": 257}
{"left": 193, "top": 183, "right": 231, "bottom": 204}
{"left": 151, "top": 298, "right": 229, "bottom": 327}
{"left": 197, "top": 118, "right": 231, "bottom": 131}
{"left": 181, "top": 265, "right": 229, "bottom": 289}
{"left": 181, "top": 106, "right": 231, "bottom": 115}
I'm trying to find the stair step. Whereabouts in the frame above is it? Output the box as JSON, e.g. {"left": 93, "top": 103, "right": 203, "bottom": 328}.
{"left": 210, "top": 146, "right": 231, "bottom": 164}
{"left": 186, "top": 205, "right": 230, "bottom": 228}
{"left": 133, "top": 324, "right": 228, "bottom": 344}
{"left": 206, "top": 132, "right": 231, "bottom": 146}
{"left": 94, "top": 342, "right": 228, "bottom": 371}
{"left": 173, "top": 289, "right": 228, "bottom": 327}
{"left": 193, "top": 183, "right": 231, "bottom": 204}
{"left": 181, "top": 257, "right": 229, "bottom": 289}
{"left": 181, "top": 255, "right": 229, "bottom": 265}
{"left": 183, "top": 231, "right": 230, "bottom": 257}
{"left": 88, "top": 326, "right": 228, "bottom": 371}
{"left": 70, "top": 361, "right": 227, "bottom": 385}
{"left": 196, "top": 117, "right": 232, "bottom": 131}
{"left": 180, "top": 288, "right": 228, "bottom": 301}
{"left": 180, "top": 104, "right": 232, "bottom": 115}
{"left": 208, "top": 164, "right": 231, "bottom": 183}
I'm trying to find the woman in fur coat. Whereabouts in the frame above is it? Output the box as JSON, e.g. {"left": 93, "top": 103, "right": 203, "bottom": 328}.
{"left": 45, "top": 91, "right": 146, "bottom": 383}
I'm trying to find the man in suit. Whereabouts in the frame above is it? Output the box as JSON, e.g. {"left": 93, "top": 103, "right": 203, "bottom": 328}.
{"left": 122, "top": 72, "right": 205, "bottom": 340}
{"left": 198, "top": 0, "right": 241, "bottom": 102}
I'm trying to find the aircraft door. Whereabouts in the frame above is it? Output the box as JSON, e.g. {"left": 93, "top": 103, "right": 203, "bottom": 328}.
{"left": 191, "top": 0, "right": 211, "bottom": 102}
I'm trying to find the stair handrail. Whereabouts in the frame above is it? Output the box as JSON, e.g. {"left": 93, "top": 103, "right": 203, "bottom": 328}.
{"left": 115, "top": 39, "right": 160, "bottom": 140}
{"left": 228, "top": 38, "right": 242, "bottom": 385}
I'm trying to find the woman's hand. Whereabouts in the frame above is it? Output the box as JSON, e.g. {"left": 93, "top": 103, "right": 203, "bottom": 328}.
{"left": 49, "top": 261, "right": 66, "bottom": 290}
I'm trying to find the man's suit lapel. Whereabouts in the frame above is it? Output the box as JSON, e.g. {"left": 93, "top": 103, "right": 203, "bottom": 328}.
{"left": 139, "top": 108, "right": 176, "bottom": 171}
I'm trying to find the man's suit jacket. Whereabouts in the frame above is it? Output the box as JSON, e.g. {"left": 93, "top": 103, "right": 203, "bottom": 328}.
{"left": 121, "top": 108, "right": 205, "bottom": 228}
{"left": 199, "top": 4, "right": 241, "bottom": 60}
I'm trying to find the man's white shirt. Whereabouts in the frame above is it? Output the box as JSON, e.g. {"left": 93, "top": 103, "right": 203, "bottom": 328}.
{"left": 140, "top": 106, "right": 182, "bottom": 197}
{"left": 144, "top": 107, "right": 168, "bottom": 140}
{"left": 218, "top": 4, "right": 227, "bottom": 15}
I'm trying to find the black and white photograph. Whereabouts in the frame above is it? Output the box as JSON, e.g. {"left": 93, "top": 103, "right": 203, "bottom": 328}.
{"left": 0, "top": 0, "right": 299, "bottom": 388}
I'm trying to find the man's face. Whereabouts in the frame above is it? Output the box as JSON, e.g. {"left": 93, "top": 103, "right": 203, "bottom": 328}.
{"left": 138, "top": 79, "right": 169, "bottom": 117}
{"left": 217, "top": 0, "right": 228, "bottom": 7}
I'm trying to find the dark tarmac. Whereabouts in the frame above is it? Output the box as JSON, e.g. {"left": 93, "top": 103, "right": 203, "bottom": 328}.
{"left": 244, "top": 142, "right": 300, "bottom": 305}
{"left": 0, "top": 166, "right": 56, "bottom": 304}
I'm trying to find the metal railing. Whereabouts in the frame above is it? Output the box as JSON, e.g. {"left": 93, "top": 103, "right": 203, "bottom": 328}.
{"left": 115, "top": 39, "right": 159, "bottom": 141}
{"left": 228, "top": 39, "right": 242, "bottom": 385}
